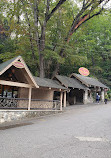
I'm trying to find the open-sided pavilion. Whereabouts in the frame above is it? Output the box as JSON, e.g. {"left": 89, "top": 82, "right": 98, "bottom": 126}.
{"left": 0, "top": 56, "right": 67, "bottom": 111}
{"left": 54, "top": 75, "right": 89, "bottom": 105}
{"left": 71, "top": 73, "right": 108, "bottom": 103}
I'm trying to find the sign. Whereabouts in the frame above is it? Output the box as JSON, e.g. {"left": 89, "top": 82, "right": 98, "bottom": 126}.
{"left": 79, "top": 67, "right": 90, "bottom": 76}
{"left": 13, "top": 61, "right": 24, "bottom": 68}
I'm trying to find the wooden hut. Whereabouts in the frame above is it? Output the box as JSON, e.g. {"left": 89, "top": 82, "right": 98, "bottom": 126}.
{"left": 70, "top": 73, "right": 108, "bottom": 103}
{"left": 0, "top": 56, "right": 67, "bottom": 110}
{"left": 54, "top": 75, "right": 89, "bottom": 105}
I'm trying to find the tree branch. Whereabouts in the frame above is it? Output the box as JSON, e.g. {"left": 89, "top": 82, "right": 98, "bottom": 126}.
{"left": 83, "top": 0, "right": 85, "bottom": 8}
{"left": 33, "top": 0, "right": 40, "bottom": 47}
{"left": 46, "top": 0, "right": 66, "bottom": 22}
{"left": 66, "top": 0, "right": 110, "bottom": 42}
{"left": 46, "top": 0, "right": 50, "bottom": 16}
{"left": 74, "top": 0, "right": 110, "bottom": 33}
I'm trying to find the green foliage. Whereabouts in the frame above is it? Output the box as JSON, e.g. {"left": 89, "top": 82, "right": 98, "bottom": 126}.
{"left": 0, "top": 0, "right": 110, "bottom": 88}
{"left": 107, "top": 90, "right": 111, "bottom": 100}
{"left": 68, "top": 12, "right": 111, "bottom": 88}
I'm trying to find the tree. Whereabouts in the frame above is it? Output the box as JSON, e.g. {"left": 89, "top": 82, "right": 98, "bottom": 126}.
{"left": 69, "top": 12, "right": 111, "bottom": 87}
{"left": 0, "top": 0, "right": 110, "bottom": 78}
{"left": 52, "top": 0, "right": 110, "bottom": 77}
{"left": 0, "top": 14, "right": 17, "bottom": 62}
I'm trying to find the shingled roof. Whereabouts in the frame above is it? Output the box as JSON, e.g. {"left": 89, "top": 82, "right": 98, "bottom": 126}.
{"left": 34, "top": 77, "right": 67, "bottom": 90}
{"left": 0, "top": 56, "right": 19, "bottom": 74}
{"left": 71, "top": 73, "right": 108, "bottom": 89}
{"left": 0, "top": 56, "right": 39, "bottom": 88}
{"left": 55, "top": 75, "right": 88, "bottom": 90}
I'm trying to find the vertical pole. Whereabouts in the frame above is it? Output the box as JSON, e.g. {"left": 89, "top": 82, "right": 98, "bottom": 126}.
{"left": 64, "top": 91, "right": 66, "bottom": 107}
{"left": 101, "top": 89, "right": 105, "bottom": 102}
{"left": 83, "top": 90, "right": 88, "bottom": 104}
{"left": 12, "top": 87, "right": 14, "bottom": 98}
{"left": 74, "top": 96, "right": 76, "bottom": 104}
{"left": 60, "top": 92, "right": 63, "bottom": 111}
{"left": 28, "top": 87, "right": 32, "bottom": 110}
{"left": 2, "top": 85, "right": 4, "bottom": 97}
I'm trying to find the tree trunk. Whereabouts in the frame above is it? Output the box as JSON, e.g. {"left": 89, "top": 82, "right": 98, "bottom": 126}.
{"left": 38, "top": 22, "right": 46, "bottom": 78}
{"left": 52, "top": 63, "right": 60, "bottom": 79}
{"left": 39, "top": 53, "right": 45, "bottom": 78}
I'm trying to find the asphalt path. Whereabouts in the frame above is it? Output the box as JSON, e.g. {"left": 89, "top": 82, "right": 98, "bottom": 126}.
{"left": 0, "top": 102, "right": 111, "bottom": 158}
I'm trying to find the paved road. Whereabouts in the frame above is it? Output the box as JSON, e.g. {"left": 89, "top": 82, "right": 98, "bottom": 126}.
{"left": 0, "top": 102, "right": 111, "bottom": 158}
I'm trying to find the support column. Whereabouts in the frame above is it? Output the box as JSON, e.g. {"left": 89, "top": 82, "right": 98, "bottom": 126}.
{"left": 101, "top": 89, "right": 105, "bottom": 102}
{"left": 60, "top": 92, "right": 63, "bottom": 111}
{"left": 63, "top": 91, "right": 66, "bottom": 107}
{"left": 28, "top": 87, "right": 32, "bottom": 110}
{"left": 74, "top": 96, "right": 76, "bottom": 105}
{"left": 83, "top": 90, "right": 88, "bottom": 104}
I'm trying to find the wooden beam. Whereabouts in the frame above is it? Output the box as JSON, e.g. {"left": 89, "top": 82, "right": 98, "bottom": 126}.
{"left": 60, "top": 92, "right": 63, "bottom": 111}
{"left": 28, "top": 87, "right": 32, "bottom": 110}
{"left": 54, "top": 77, "right": 67, "bottom": 88}
{"left": 0, "top": 56, "right": 21, "bottom": 76}
{"left": 20, "top": 58, "right": 39, "bottom": 88}
{"left": 71, "top": 74, "right": 89, "bottom": 87}
{"left": 0, "top": 56, "right": 39, "bottom": 88}
{"left": 63, "top": 91, "right": 66, "bottom": 107}
{"left": 38, "top": 86, "right": 66, "bottom": 92}
{"left": 0, "top": 80, "right": 32, "bottom": 88}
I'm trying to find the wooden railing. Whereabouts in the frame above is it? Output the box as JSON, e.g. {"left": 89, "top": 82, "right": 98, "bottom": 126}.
{"left": 0, "top": 97, "right": 60, "bottom": 110}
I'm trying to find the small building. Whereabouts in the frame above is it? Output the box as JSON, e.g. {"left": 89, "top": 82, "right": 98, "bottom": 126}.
{"left": 0, "top": 56, "right": 67, "bottom": 111}
{"left": 54, "top": 75, "right": 89, "bottom": 106}
{"left": 71, "top": 73, "right": 108, "bottom": 103}
{"left": 0, "top": 56, "right": 108, "bottom": 111}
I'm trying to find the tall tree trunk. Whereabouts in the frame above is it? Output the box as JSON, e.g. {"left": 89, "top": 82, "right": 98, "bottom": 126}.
{"left": 36, "top": 0, "right": 67, "bottom": 78}
{"left": 39, "top": 53, "right": 44, "bottom": 78}
{"left": 39, "top": 22, "right": 46, "bottom": 78}
{"left": 52, "top": 63, "right": 59, "bottom": 79}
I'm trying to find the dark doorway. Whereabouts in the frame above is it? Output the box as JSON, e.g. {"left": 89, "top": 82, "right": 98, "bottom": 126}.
{"left": 67, "top": 88, "right": 84, "bottom": 105}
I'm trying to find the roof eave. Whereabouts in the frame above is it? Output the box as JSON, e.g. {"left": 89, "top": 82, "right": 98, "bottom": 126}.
{"left": 19, "top": 57, "right": 39, "bottom": 88}
{"left": 38, "top": 86, "right": 68, "bottom": 91}
{"left": 0, "top": 56, "right": 21, "bottom": 76}
{"left": 54, "top": 76, "right": 68, "bottom": 88}
{"left": 0, "top": 56, "right": 39, "bottom": 88}
{"left": 71, "top": 73, "right": 89, "bottom": 87}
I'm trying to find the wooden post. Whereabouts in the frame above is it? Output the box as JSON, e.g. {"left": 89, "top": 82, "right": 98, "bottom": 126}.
{"left": 83, "top": 90, "right": 88, "bottom": 104}
{"left": 2, "top": 85, "right": 4, "bottom": 97}
{"left": 12, "top": 87, "right": 14, "bottom": 98}
{"left": 64, "top": 91, "right": 66, "bottom": 107}
{"left": 74, "top": 96, "right": 76, "bottom": 105}
{"left": 101, "top": 89, "right": 105, "bottom": 102}
{"left": 60, "top": 92, "right": 63, "bottom": 111}
{"left": 28, "top": 87, "right": 32, "bottom": 110}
